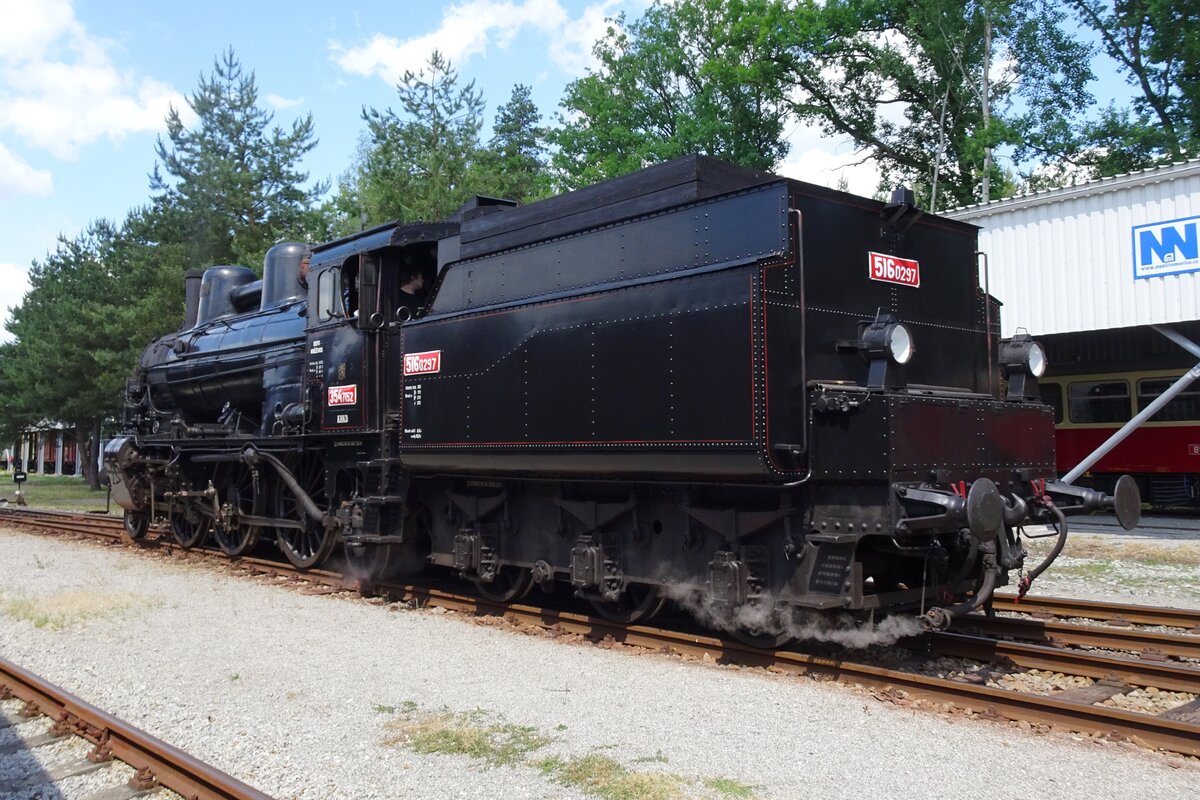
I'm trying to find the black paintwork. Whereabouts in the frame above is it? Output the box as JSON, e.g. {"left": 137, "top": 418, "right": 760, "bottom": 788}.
{"left": 112, "top": 155, "right": 1063, "bottom": 618}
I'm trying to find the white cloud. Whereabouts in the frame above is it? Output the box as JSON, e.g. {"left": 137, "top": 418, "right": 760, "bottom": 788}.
{"left": 546, "top": 1, "right": 626, "bottom": 74}
{"left": 330, "top": 0, "right": 629, "bottom": 82}
{"left": 776, "top": 120, "right": 882, "bottom": 198}
{"left": 0, "top": 0, "right": 187, "bottom": 160}
{"left": 266, "top": 93, "right": 305, "bottom": 110}
{"left": 0, "top": 144, "right": 53, "bottom": 200}
{"left": 0, "top": 261, "right": 32, "bottom": 343}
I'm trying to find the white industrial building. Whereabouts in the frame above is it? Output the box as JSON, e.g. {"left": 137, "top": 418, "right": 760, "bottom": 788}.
{"left": 948, "top": 160, "right": 1200, "bottom": 505}
{"left": 948, "top": 159, "right": 1200, "bottom": 338}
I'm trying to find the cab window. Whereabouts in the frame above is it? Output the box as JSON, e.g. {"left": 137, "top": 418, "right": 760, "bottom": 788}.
{"left": 1067, "top": 380, "right": 1130, "bottom": 424}
{"left": 1137, "top": 377, "right": 1200, "bottom": 422}
{"left": 317, "top": 268, "right": 341, "bottom": 321}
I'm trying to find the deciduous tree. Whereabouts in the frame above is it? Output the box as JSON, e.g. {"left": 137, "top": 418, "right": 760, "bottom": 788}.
{"left": 1068, "top": 0, "right": 1198, "bottom": 175}
{"left": 551, "top": 0, "right": 792, "bottom": 188}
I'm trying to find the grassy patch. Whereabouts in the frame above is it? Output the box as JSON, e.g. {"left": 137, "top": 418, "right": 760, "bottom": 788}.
{"left": 386, "top": 706, "right": 740, "bottom": 799}
{"left": 538, "top": 754, "right": 683, "bottom": 800}
{"left": 1028, "top": 535, "right": 1200, "bottom": 568}
{"left": 2, "top": 589, "right": 152, "bottom": 629}
{"left": 632, "top": 750, "right": 668, "bottom": 764}
{"left": 384, "top": 708, "right": 550, "bottom": 766}
{"left": 704, "top": 777, "right": 760, "bottom": 798}
{"left": 0, "top": 473, "right": 115, "bottom": 514}
{"left": 1049, "top": 560, "right": 1115, "bottom": 579}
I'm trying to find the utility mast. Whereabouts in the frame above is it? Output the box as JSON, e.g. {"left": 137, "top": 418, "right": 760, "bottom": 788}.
{"left": 981, "top": 11, "right": 992, "bottom": 204}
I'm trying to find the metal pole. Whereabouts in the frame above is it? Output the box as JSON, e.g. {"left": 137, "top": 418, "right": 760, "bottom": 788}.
{"left": 1064, "top": 361, "right": 1200, "bottom": 484}
{"left": 1154, "top": 324, "right": 1200, "bottom": 359}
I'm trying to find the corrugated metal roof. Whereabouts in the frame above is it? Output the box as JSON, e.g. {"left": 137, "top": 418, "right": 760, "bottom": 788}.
{"left": 945, "top": 159, "right": 1200, "bottom": 337}
{"left": 950, "top": 159, "right": 1200, "bottom": 220}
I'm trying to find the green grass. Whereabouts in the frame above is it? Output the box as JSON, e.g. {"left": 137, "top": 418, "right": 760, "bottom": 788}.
{"left": 384, "top": 705, "right": 752, "bottom": 799}
{"left": 704, "top": 777, "right": 761, "bottom": 798}
{"left": 632, "top": 750, "right": 669, "bottom": 764}
{"left": 0, "top": 472, "right": 115, "bottom": 513}
{"left": 537, "top": 754, "right": 683, "bottom": 800}
{"left": 2, "top": 589, "right": 152, "bottom": 629}
{"left": 384, "top": 708, "right": 551, "bottom": 766}
{"left": 1050, "top": 561, "right": 1115, "bottom": 579}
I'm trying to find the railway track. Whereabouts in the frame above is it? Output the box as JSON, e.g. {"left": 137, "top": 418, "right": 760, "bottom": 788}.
{"left": 991, "top": 593, "right": 1200, "bottom": 630}
{"left": 2, "top": 507, "right": 1199, "bottom": 757}
{"left": 0, "top": 656, "right": 270, "bottom": 800}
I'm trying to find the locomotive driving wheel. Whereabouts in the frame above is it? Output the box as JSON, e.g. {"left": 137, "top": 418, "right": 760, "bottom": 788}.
{"left": 589, "top": 583, "right": 666, "bottom": 624}
{"left": 170, "top": 501, "right": 210, "bottom": 549}
{"left": 273, "top": 456, "right": 337, "bottom": 569}
{"left": 474, "top": 567, "right": 534, "bottom": 603}
{"left": 212, "top": 463, "right": 262, "bottom": 557}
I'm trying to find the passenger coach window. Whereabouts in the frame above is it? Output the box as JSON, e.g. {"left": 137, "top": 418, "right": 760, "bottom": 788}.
{"left": 317, "top": 268, "right": 341, "bottom": 321}
{"left": 1039, "top": 383, "right": 1064, "bottom": 424}
{"left": 1137, "top": 377, "right": 1200, "bottom": 422}
{"left": 1068, "top": 380, "right": 1131, "bottom": 424}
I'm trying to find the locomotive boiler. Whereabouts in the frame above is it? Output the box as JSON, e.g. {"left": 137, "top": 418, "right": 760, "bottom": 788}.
{"left": 106, "top": 156, "right": 1140, "bottom": 643}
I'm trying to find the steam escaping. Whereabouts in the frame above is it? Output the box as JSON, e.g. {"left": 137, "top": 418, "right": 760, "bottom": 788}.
{"left": 662, "top": 583, "right": 925, "bottom": 649}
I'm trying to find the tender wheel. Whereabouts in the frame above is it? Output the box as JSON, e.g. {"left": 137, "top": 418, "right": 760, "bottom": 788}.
{"left": 589, "top": 583, "right": 666, "bottom": 624}
{"left": 730, "top": 627, "right": 796, "bottom": 650}
{"left": 273, "top": 457, "right": 336, "bottom": 569}
{"left": 343, "top": 507, "right": 430, "bottom": 583}
{"left": 122, "top": 510, "right": 149, "bottom": 541}
{"left": 729, "top": 605, "right": 796, "bottom": 650}
{"left": 474, "top": 567, "right": 533, "bottom": 603}
{"left": 212, "top": 464, "right": 261, "bottom": 557}
{"left": 170, "top": 503, "right": 210, "bottom": 549}
{"left": 343, "top": 541, "right": 398, "bottom": 583}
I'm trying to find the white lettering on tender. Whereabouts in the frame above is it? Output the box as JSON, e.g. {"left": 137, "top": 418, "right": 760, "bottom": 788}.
{"left": 404, "top": 350, "right": 442, "bottom": 376}
{"left": 868, "top": 251, "right": 921, "bottom": 288}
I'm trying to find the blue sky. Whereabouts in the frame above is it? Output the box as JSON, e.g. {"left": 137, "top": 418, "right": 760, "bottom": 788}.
{"left": 0, "top": 0, "right": 1136, "bottom": 341}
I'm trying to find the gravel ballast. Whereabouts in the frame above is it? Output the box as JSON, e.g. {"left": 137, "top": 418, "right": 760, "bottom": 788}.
{"left": 0, "top": 528, "right": 1195, "bottom": 800}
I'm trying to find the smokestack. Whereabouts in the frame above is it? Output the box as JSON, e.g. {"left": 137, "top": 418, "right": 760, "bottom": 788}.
{"left": 183, "top": 268, "right": 204, "bottom": 330}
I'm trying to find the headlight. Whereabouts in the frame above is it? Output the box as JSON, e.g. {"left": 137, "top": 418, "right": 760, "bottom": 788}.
{"left": 1000, "top": 332, "right": 1046, "bottom": 378}
{"left": 1027, "top": 342, "right": 1046, "bottom": 377}
{"left": 998, "top": 331, "right": 1046, "bottom": 401}
{"left": 887, "top": 324, "right": 914, "bottom": 365}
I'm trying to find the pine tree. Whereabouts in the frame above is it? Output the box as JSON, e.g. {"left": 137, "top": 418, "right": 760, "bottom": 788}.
{"left": 342, "top": 51, "right": 487, "bottom": 226}
{"left": 151, "top": 48, "right": 324, "bottom": 269}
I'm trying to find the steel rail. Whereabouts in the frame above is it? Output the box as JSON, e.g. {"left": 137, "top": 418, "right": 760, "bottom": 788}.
{"left": 0, "top": 656, "right": 272, "bottom": 800}
{"left": 991, "top": 593, "right": 1200, "bottom": 629}
{"left": 928, "top": 631, "right": 1200, "bottom": 693}
{"left": 4, "top": 507, "right": 1200, "bottom": 755}
{"left": 953, "top": 614, "right": 1200, "bottom": 660}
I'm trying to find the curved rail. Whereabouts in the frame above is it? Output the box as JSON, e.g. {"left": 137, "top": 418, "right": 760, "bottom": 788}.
{"left": 0, "top": 656, "right": 271, "bottom": 800}
{"left": 991, "top": 593, "right": 1200, "bottom": 630}
{"left": 953, "top": 614, "right": 1200, "bottom": 660}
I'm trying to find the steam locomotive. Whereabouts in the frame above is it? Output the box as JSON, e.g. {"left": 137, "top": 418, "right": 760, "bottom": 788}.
{"left": 105, "top": 156, "right": 1139, "bottom": 643}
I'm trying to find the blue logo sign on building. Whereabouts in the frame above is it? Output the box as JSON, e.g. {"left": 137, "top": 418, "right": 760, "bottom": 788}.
{"left": 1133, "top": 214, "right": 1200, "bottom": 279}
